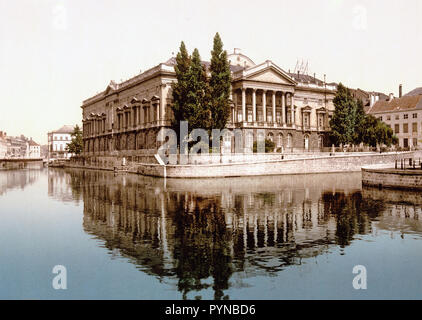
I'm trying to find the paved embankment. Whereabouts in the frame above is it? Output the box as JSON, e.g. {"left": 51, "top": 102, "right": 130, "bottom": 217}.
{"left": 64, "top": 152, "right": 413, "bottom": 178}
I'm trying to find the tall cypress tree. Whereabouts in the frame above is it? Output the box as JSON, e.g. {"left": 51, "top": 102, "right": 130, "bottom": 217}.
{"left": 186, "top": 48, "right": 210, "bottom": 130}
{"left": 209, "top": 33, "right": 231, "bottom": 131}
{"left": 171, "top": 41, "right": 191, "bottom": 136}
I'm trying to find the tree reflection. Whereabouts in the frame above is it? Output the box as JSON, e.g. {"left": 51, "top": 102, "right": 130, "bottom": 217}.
{"left": 46, "top": 169, "right": 422, "bottom": 299}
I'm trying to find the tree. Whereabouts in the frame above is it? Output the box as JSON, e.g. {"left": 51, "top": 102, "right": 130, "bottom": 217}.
{"left": 186, "top": 48, "right": 211, "bottom": 130}
{"left": 352, "top": 98, "right": 366, "bottom": 145}
{"left": 171, "top": 41, "right": 191, "bottom": 136}
{"left": 209, "top": 32, "right": 232, "bottom": 132}
{"left": 361, "top": 115, "right": 398, "bottom": 148}
{"left": 66, "top": 125, "right": 83, "bottom": 155}
{"left": 329, "top": 83, "right": 356, "bottom": 146}
{"left": 171, "top": 43, "right": 210, "bottom": 139}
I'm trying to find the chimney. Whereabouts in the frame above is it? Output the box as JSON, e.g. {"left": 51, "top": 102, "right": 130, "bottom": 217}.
{"left": 399, "top": 84, "right": 403, "bottom": 98}
{"left": 370, "top": 94, "right": 375, "bottom": 107}
{"left": 389, "top": 93, "right": 394, "bottom": 101}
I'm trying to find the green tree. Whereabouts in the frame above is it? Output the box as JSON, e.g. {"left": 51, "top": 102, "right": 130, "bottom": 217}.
{"left": 187, "top": 48, "right": 211, "bottom": 130}
{"left": 66, "top": 125, "right": 83, "bottom": 155}
{"left": 353, "top": 98, "right": 366, "bottom": 145}
{"left": 329, "top": 83, "right": 356, "bottom": 146}
{"left": 171, "top": 43, "right": 210, "bottom": 139}
{"left": 209, "top": 32, "right": 232, "bottom": 131}
{"left": 171, "top": 41, "right": 191, "bottom": 136}
{"left": 362, "top": 115, "right": 398, "bottom": 147}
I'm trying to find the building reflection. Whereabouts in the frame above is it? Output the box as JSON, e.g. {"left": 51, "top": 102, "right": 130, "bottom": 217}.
{"left": 0, "top": 169, "right": 42, "bottom": 196}
{"left": 47, "top": 169, "right": 422, "bottom": 299}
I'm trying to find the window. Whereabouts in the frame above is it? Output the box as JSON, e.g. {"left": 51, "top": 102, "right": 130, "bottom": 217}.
{"left": 404, "top": 114, "right": 409, "bottom": 119}
{"left": 395, "top": 124, "right": 400, "bottom": 134}
{"left": 257, "top": 110, "right": 263, "bottom": 122}
{"left": 413, "top": 123, "right": 418, "bottom": 133}
{"left": 379, "top": 116, "right": 383, "bottom": 121}
{"left": 304, "top": 98, "right": 308, "bottom": 105}
{"left": 413, "top": 138, "right": 418, "bottom": 147}
{"left": 277, "top": 133, "right": 283, "bottom": 147}
{"left": 395, "top": 115, "right": 399, "bottom": 120}
{"left": 303, "top": 114, "right": 309, "bottom": 127}
{"left": 403, "top": 123, "right": 408, "bottom": 133}
{"left": 387, "top": 115, "right": 391, "bottom": 121}
{"left": 287, "top": 134, "right": 292, "bottom": 148}
{"left": 413, "top": 113, "right": 418, "bottom": 119}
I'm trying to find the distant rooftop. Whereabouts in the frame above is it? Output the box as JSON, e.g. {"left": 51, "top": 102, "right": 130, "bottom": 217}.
{"left": 51, "top": 125, "right": 74, "bottom": 134}
{"left": 28, "top": 139, "right": 40, "bottom": 147}
{"left": 404, "top": 87, "right": 422, "bottom": 97}
{"left": 368, "top": 95, "right": 422, "bottom": 114}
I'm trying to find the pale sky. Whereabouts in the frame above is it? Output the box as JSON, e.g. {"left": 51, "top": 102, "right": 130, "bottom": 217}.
{"left": 1, "top": 0, "right": 421, "bottom": 144}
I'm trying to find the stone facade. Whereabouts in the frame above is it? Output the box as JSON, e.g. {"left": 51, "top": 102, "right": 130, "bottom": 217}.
{"left": 81, "top": 49, "right": 337, "bottom": 161}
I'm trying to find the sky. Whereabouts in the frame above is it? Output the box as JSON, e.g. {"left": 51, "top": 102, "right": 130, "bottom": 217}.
{"left": 1, "top": 0, "right": 421, "bottom": 144}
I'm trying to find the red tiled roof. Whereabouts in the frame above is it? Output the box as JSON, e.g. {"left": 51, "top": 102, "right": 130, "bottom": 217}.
{"left": 28, "top": 140, "right": 40, "bottom": 146}
{"left": 368, "top": 95, "right": 422, "bottom": 113}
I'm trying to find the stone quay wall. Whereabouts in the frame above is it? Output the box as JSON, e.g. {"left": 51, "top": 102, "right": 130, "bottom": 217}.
{"left": 67, "top": 152, "right": 413, "bottom": 178}
{"left": 0, "top": 159, "right": 44, "bottom": 170}
{"left": 362, "top": 165, "right": 422, "bottom": 191}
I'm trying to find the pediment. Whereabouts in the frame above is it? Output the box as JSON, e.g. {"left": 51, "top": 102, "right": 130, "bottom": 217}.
{"left": 130, "top": 97, "right": 139, "bottom": 104}
{"left": 104, "top": 80, "right": 118, "bottom": 95}
{"left": 245, "top": 63, "right": 296, "bottom": 86}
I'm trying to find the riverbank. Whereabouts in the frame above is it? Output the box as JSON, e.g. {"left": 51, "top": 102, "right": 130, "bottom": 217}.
{"left": 0, "top": 158, "right": 44, "bottom": 170}
{"left": 64, "top": 151, "right": 413, "bottom": 178}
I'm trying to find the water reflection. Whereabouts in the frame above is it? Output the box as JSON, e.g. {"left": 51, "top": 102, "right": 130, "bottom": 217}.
{"left": 47, "top": 169, "right": 422, "bottom": 299}
{"left": 0, "top": 169, "right": 42, "bottom": 196}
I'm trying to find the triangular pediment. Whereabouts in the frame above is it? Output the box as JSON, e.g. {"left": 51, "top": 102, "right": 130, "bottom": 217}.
{"left": 244, "top": 62, "right": 296, "bottom": 85}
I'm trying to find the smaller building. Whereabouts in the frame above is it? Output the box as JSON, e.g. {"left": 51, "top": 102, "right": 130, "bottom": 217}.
{"left": 0, "top": 131, "right": 7, "bottom": 159}
{"left": 367, "top": 87, "right": 422, "bottom": 149}
{"left": 6, "top": 135, "right": 29, "bottom": 158}
{"left": 28, "top": 139, "right": 41, "bottom": 159}
{"left": 48, "top": 125, "right": 75, "bottom": 160}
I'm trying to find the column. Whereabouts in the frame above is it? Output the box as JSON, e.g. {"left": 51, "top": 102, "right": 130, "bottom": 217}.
{"left": 252, "top": 89, "right": 256, "bottom": 122}
{"left": 156, "top": 103, "right": 160, "bottom": 122}
{"left": 242, "top": 88, "right": 246, "bottom": 123}
{"left": 160, "top": 85, "right": 166, "bottom": 122}
{"left": 282, "top": 93, "right": 286, "bottom": 127}
{"left": 140, "top": 106, "right": 145, "bottom": 125}
{"left": 234, "top": 91, "right": 238, "bottom": 123}
{"left": 272, "top": 91, "right": 276, "bottom": 125}
{"left": 137, "top": 106, "right": 141, "bottom": 125}
{"left": 291, "top": 94, "right": 295, "bottom": 129}
{"left": 262, "top": 90, "right": 267, "bottom": 123}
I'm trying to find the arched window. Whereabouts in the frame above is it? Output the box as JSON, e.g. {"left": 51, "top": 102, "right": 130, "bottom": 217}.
{"left": 287, "top": 134, "right": 292, "bottom": 148}
{"left": 267, "top": 132, "right": 274, "bottom": 142}
{"left": 277, "top": 133, "right": 283, "bottom": 147}
{"left": 304, "top": 134, "right": 309, "bottom": 151}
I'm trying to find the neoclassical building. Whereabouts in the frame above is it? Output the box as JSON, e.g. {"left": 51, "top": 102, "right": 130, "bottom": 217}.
{"left": 81, "top": 49, "right": 336, "bottom": 159}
